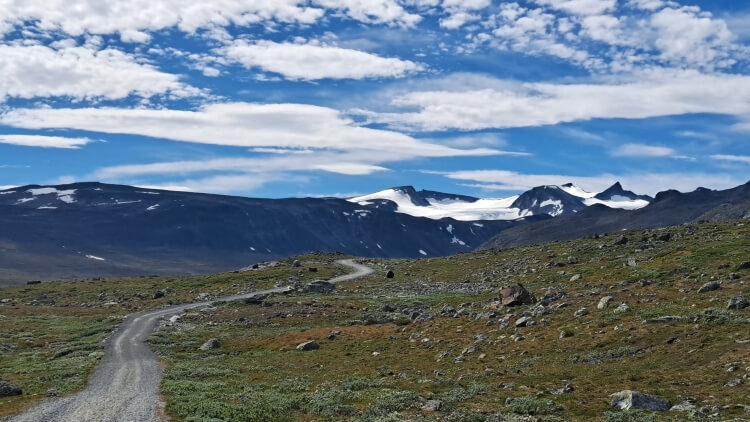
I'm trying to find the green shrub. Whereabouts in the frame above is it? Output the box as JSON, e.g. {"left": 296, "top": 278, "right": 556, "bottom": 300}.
{"left": 505, "top": 395, "right": 559, "bottom": 415}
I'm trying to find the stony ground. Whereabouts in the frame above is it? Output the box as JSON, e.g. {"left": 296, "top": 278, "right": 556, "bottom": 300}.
{"left": 1, "top": 220, "right": 749, "bottom": 421}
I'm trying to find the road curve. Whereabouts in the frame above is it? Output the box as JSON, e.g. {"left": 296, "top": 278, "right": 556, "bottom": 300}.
{"left": 4, "top": 259, "right": 373, "bottom": 422}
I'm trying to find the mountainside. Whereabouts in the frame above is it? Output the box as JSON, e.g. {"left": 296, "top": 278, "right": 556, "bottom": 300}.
{"left": 349, "top": 182, "right": 651, "bottom": 221}
{"left": 0, "top": 182, "right": 539, "bottom": 286}
{"left": 482, "top": 180, "right": 750, "bottom": 249}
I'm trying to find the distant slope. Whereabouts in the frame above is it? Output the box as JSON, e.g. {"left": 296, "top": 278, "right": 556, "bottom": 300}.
{"left": 482, "top": 181, "right": 750, "bottom": 249}
{"left": 0, "top": 182, "right": 541, "bottom": 286}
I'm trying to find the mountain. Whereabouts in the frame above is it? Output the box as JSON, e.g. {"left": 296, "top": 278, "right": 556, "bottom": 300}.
{"left": 481, "top": 180, "right": 750, "bottom": 249}
{"left": 349, "top": 182, "right": 651, "bottom": 221}
{"left": 0, "top": 182, "right": 540, "bottom": 286}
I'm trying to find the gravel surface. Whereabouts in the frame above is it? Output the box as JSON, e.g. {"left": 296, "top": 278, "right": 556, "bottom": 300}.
{"left": 4, "top": 259, "right": 372, "bottom": 422}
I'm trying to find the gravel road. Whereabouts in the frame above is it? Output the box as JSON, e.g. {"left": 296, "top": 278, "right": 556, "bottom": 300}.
{"left": 4, "top": 259, "right": 373, "bottom": 422}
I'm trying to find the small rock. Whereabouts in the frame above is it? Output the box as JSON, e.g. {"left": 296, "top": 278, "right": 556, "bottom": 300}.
{"left": 610, "top": 390, "right": 670, "bottom": 412}
{"left": 574, "top": 308, "right": 589, "bottom": 318}
{"left": 515, "top": 316, "right": 532, "bottom": 327}
{"left": 0, "top": 379, "right": 22, "bottom": 397}
{"left": 670, "top": 401, "right": 696, "bottom": 412}
{"left": 386, "top": 270, "right": 395, "bottom": 279}
{"left": 306, "top": 280, "right": 335, "bottom": 293}
{"left": 626, "top": 258, "right": 638, "bottom": 267}
{"left": 559, "top": 330, "right": 574, "bottom": 339}
{"left": 549, "top": 384, "right": 574, "bottom": 395}
{"left": 296, "top": 340, "right": 319, "bottom": 351}
{"left": 727, "top": 295, "right": 748, "bottom": 310}
{"left": 567, "top": 256, "right": 578, "bottom": 264}
{"left": 381, "top": 304, "right": 397, "bottom": 313}
{"left": 736, "top": 261, "right": 750, "bottom": 271}
{"left": 698, "top": 281, "right": 721, "bottom": 293}
{"left": 598, "top": 296, "right": 614, "bottom": 310}
{"left": 642, "top": 315, "right": 683, "bottom": 324}
{"left": 199, "top": 338, "right": 220, "bottom": 351}
{"left": 422, "top": 399, "right": 442, "bottom": 411}
{"left": 46, "top": 388, "right": 57, "bottom": 397}
{"left": 292, "top": 260, "right": 301, "bottom": 267}
{"left": 724, "top": 378, "right": 743, "bottom": 387}
{"left": 614, "top": 303, "right": 631, "bottom": 314}
{"left": 511, "top": 333, "right": 525, "bottom": 341}
{"left": 612, "top": 235, "right": 628, "bottom": 246}
{"left": 308, "top": 267, "right": 318, "bottom": 272}
{"left": 152, "top": 290, "right": 165, "bottom": 299}
{"left": 570, "top": 274, "right": 582, "bottom": 282}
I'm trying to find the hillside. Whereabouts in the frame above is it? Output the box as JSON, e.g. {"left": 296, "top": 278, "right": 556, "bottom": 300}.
{"left": 1, "top": 219, "right": 748, "bottom": 421}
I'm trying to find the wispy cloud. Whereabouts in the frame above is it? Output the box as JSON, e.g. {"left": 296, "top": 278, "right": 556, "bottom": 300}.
{"left": 0, "top": 134, "right": 94, "bottom": 149}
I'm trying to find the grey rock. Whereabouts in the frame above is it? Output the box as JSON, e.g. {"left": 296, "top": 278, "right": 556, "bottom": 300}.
{"left": 642, "top": 315, "right": 683, "bottom": 324}
{"left": 511, "top": 333, "right": 525, "bottom": 341}
{"left": 736, "top": 261, "right": 750, "bottom": 271}
{"left": 570, "top": 274, "right": 582, "bottom": 282}
{"left": 614, "top": 303, "right": 631, "bottom": 314}
{"left": 0, "top": 379, "right": 22, "bottom": 397}
{"left": 386, "top": 270, "right": 395, "bottom": 279}
{"left": 559, "top": 330, "right": 574, "bottom": 339}
{"left": 499, "top": 284, "right": 536, "bottom": 307}
{"left": 515, "top": 316, "right": 532, "bottom": 327}
{"left": 47, "top": 388, "right": 58, "bottom": 397}
{"left": 567, "top": 256, "right": 578, "bottom": 264}
{"left": 727, "top": 295, "right": 749, "bottom": 310}
{"left": 724, "top": 378, "right": 743, "bottom": 387}
{"left": 610, "top": 390, "right": 670, "bottom": 412}
{"left": 574, "top": 308, "right": 589, "bottom": 318}
{"left": 670, "top": 401, "right": 696, "bottom": 412}
{"left": 292, "top": 260, "right": 301, "bottom": 267}
{"left": 306, "top": 280, "right": 335, "bottom": 293}
{"left": 598, "top": 296, "right": 614, "bottom": 310}
{"left": 296, "top": 340, "right": 319, "bottom": 351}
{"left": 612, "top": 235, "right": 628, "bottom": 246}
{"left": 422, "top": 399, "right": 442, "bottom": 411}
{"left": 549, "top": 384, "right": 574, "bottom": 395}
{"left": 199, "top": 338, "right": 220, "bottom": 351}
{"left": 626, "top": 258, "right": 638, "bottom": 267}
{"left": 698, "top": 281, "right": 721, "bottom": 293}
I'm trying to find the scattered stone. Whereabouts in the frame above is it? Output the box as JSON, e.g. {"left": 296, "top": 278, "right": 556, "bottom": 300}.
{"left": 308, "top": 267, "right": 318, "bottom": 272}
{"left": 328, "top": 330, "right": 341, "bottom": 340}
{"left": 306, "top": 280, "right": 335, "bottom": 293}
{"left": 500, "top": 284, "right": 536, "bottom": 307}
{"left": 598, "top": 296, "right": 614, "bottom": 310}
{"left": 381, "top": 304, "right": 396, "bottom": 312}
{"left": 296, "top": 340, "right": 319, "bottom": 351}
{"left": 610, "top": 390, "right": 670, "bottom": 412}
{"left": 574, "top": 308, "right": 589, "bottom": 318}
{"left": 46, "top": 388, "right": 57, "bottom": 397}
{"left": 612, "top": 235, "right": 628, "bottom": 246}
{"left": 152, "top": 290, "right": 165, "bottom": 299}
{"left": 0, "top": 379, "right": 22, "bottom": 397}
{"left": 626, "top": 258, "right": 638, "bottom": 267}
{"left": 724, "top": 378, "right": 743, "bottom": 387}
{"left": 570, "top": 274, "right": 582, "bottom": 282}
{"left": 698, "top": 281, "right": 721, "bottom": 293}
{"left": 199, "top": 338, "right": 220, "bottom": 351}
{"left": 511, "top": 333, "right": 525, "bottom": 341}
{"left": 670, "top": 401, "right": 697, "bottom": 412}
{"left": 736, "top": 261, "right": 750, "bottom": 271}
{"left": 567, "top": 256, "right": 578, "bottom": 264}
{"left": 244, "top": 293, "right": 270, "bottom": 304}
{"left": 549, "top": 384, "right": 574, "bottom": 395}
{"left": 422, "top": 399, "right": 442, "bottom": 411}
{"left": 515, "top": 316, "right": 532, "bottom": 328}
{"left": 655, "top": 232, "right": 672, "bottom": 242}
{"left": 727, "top": 295, "right": 749, "bottom": 310}
{"left": 642, "top": 315, "right": 683, "bottom": 324}
{"left": 292, "top": 260, "right": 301, "bottom": 267}
{"left": 614, "top": 303, "right": 631, "bottom": 314}
{"left": 559, "top": 330, "right": 574, "bottom": 339}
{"left": 386, "top": 270, "right": 395, "bottom": 279}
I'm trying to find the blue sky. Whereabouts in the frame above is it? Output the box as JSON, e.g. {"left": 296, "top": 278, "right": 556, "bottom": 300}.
{"left": 1, "top": 0, "right": 749, "bottom": 198}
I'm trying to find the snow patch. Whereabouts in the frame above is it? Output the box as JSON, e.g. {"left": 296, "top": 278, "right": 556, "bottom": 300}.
{"left": 450, "top": 236, "right": 467, "bottom": 246}
{"left": 472, "top": 223, "right": 484, "bottom": 227}
{"left": 85, "top": 254, "right": 105, "bottom": 261}
{"left": 446, "top": 224, "right": 453, "bottom": 234}
{"left": 419, "top": 249, "right": 427, "bottom": 256}
{"left": 37, "top": 206, "right": 58, "bottom": 210}
{"left": 16, "top": 197, "right": 35, "bottom": 204}
{"left": 146, "top": 204, "right": 160, "bottom": 211}
{"left": 27, "top": 187, "right": 77, "bottom": 203}
{"left": 0, "top": 191, "right": 15, "bottom": 195}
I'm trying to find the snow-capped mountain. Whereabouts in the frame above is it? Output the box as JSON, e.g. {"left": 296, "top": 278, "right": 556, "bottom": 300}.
{"left": 349, "top": 183, "right": 652, "bottom": 221}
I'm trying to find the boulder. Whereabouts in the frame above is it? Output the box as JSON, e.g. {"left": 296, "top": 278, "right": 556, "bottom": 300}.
{"left": 292, "top": 260, "right": 301, "bottom": 267}
{"left": 296, "top": 340, "right": 319, "bottom": 351}
{"left": 614, "top": 303, "right": 631, "bottom": 314}
{"left": 515, "top": 316, "right": 532, "bottom": 327}
{"left": 570, "top": 274, "right": 582, "bottom": 282}
{"left": 612, "top": 235, "right": 628, "bottom": 246}
{"left": 598, "top": 296, "right": 614, "bottom": 310}
{"left": 306, "top": 280, "right": 335, "bottom": 293}
{"left": 574, "top": 308, "right": 589, "bottom": 318}
{"left": 500, "top": 284, "right": 536, "bottom": 307}
{"left": 697, "top": 281, "right": 721, "bottom": 293}
{"left": 727, "top": 295, "right": 749, "bottom": 310}
{"left": 0, "top": 379, "right": 22, "bottom": 397}
{"left": 610, "top": 390, "right": 670, "bottom": 412}
{"left": 386, "top": 270, "right": 395, "bottom": 279}
{"left": 567, "top": 256, "right": 578, "bottom": 264}
{"left": 422, "top": 399, "right": 442, "bottom": 411}
{"left": 736, "top": 261, "right": 750, "bottom": 271}
{"left": 199, "top": 338, "right": 220, "bottom": 351}
{"left": 243, "top": 293, "right": 270, "bottom": 304}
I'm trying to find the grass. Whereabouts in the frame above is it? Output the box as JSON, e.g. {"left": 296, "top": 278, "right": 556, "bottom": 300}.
{"left": 2, "top": 222, "right": 750, "bottom": 421}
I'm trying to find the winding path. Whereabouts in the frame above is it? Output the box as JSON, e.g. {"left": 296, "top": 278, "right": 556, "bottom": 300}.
{"left": 5, "top": 259, "right": 373, "bottom": 422}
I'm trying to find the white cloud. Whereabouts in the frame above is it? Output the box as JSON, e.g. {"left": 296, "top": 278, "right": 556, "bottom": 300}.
{"left": 221, "top": 40, "right": 422, "bottom": 80}
{"left": 312, "top": 163, "right": 390, "bottom": 175}
{"left": 0, "top": 134, "right": 93, "bottom": 148}
{"left": 312, "top": 0, "right": 422, "bottom": 27}
{"left": 532, "top": 0, "right": 616, "bottom": 16}
{"left": 433, "top": 169, "right": 746, "bottom": 196}
{"left": 0, "top": 102, "right": 502, "bottom": 159}
{"left": 360, "top": 70, "right": 750, "bottom": 131}
{"left": 711, "top": 154, "right": 750, "bottom": 164}
{"left": 611, "top": 143, "right": 674, "bottom": 157}
{"left": 0, "top": 43, "right": 198, "bottom": 101}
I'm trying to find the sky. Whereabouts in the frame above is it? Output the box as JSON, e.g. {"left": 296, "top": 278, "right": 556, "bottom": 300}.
{"left": 0, "top": 0, "right": 749, "bottom": 198}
